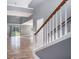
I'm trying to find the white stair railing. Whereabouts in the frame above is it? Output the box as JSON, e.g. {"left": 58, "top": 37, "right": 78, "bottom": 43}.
{"left": 33, "top": 0, "right": 71, "bottom": 51}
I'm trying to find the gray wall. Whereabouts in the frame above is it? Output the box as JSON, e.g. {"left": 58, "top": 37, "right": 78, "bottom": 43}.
{"left": 32, "top": 0, "right": 62, "bottom": 31}
{"left": 36, "top": 38, "right": 71, "bottom": 59}
{"left": 33, "top": 0, "right": 62, "bottom": 21}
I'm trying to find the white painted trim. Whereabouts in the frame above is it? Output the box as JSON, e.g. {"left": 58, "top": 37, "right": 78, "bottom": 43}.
{"left": 33, "top": 52, "right": 40, "bottom": 59}
{"left": 7, "top": 4, "right": 34, "bottom": 10}
{"left": 7, "top": 10, "right": 32, "bottom": 17}
{"left": 7, "top": 24, "right": 32, "bottom": 26}
{"left": 34, "top": 32, "right": 71, "bottom": 52}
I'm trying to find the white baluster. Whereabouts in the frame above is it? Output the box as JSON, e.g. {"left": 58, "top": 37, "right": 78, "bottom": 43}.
{"left": 45, "top": 25, "right": 47, "bottom": 44}
{"left": 38, "top": 33, "right": 40, "bottom": 48}
{"left": 53, "top": 16, "right": 54, "bottom": 41}
{"left": 36, "top": 35, "right": 38, "bottom": 49}
{"left": 49, "top": 21, "right": 51, "bottom": 43}
{"left": 47, "top": 23, "right": 49, "bottom": 44}
{"left": 47, "top": 22, "right": 49, "bottom": 43}
{"left": 56, "top": 13, "right": 58, "bottom": 39}
{"left": 36, "top": 35, "right": 37, "bottom": 49}
{"left": 60, "top": 9, "right": 62, "bottom": 37}
{"left": 51, "top": 17, "right": 54, "bottom": 42}
{"left": 37, "top": 34, "right": 39, "bottom": 49}
{"left": 34, "top": 35, "right": 36, "bottom": 50}
{"left": 65, "top": 3, "right": 67, "bottom": 34}
{"left": 45, "top": 25, "right": 47, "bottom": 45}
{"left": 41, "top": 28, "right": 45, "bottom": 46}
{"left": 51, "top": 19, "right": 52, "bottom": 42}
{"left": 40, "top": 29, "right": 43, "bottom": 47}
{"left": 33, "top": 35, "right": 36, "bottom": 50}
{"left": 44, "top": 26, "right": 46, "bottom": 45}
{"left": 43, "top": 27, "right": 45, "bottom": 45}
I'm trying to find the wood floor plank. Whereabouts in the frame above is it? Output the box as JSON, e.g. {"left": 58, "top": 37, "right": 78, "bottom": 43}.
{"left": 7, "top": 37, "right": 34, "bottom": 59}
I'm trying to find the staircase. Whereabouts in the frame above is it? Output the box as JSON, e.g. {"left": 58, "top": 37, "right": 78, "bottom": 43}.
{"left": 33, "top": 0, "right": 71, "bottom": 59}
{"left": 7, "top": 0, "right": 71, "bottom": 59}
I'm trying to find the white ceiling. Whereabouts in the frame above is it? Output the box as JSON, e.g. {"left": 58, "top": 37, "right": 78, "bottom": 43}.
{"left": 7, "top": 0, "right": 32, "bottom": 8}
{"left": 7, "top": 0, "right": 46, "bottom": 8}
{"left": 7, "top": 0, "right": 33, "bottom": 18}
{"left": 7, "top": 0, "right": 46, "bottom": 24}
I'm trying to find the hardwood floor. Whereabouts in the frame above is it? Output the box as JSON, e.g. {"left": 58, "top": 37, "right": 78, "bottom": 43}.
{"left": 7, "top": 36, "right": 34, "bottom": 59}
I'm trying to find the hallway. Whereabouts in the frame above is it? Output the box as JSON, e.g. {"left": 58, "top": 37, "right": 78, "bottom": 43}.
{"left": 7, "top": 22, "right": 34, "bottom": 59}
{"left": 7, "top": 0, "right": 71, "bottom": 59}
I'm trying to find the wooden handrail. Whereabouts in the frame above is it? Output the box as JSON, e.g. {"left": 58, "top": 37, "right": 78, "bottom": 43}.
{"left": 34, "top": 0, "right": 68, "bottom": 35}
